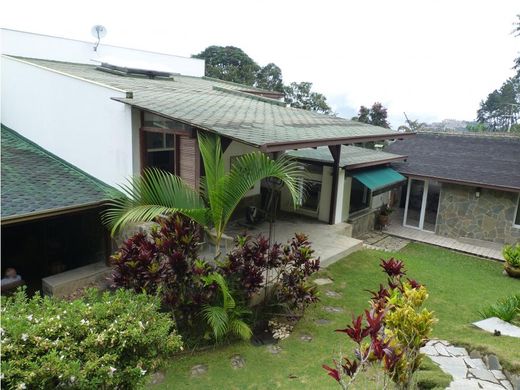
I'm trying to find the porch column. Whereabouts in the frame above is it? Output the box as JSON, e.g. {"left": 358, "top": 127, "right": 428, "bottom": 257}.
{"left": 328, "top": 145, "right": 341, "bottom": 225}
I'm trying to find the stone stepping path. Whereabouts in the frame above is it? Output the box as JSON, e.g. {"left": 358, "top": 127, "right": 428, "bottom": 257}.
{"left": 420, "top": 339, "right": 513, "bottom": 390}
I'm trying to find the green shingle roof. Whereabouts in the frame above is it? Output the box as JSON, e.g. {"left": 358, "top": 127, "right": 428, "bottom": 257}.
{"left": 1, "top": 125, "right": 116, "bottom": 221}
{"left": 11, "top": 57, "right": 411, "bottom": 151}
{"left": 287, "top": 145, "right": 406, "bottom": 170}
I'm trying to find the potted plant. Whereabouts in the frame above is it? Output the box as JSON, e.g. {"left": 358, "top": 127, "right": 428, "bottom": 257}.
{"left": 503, "top": 243, "right": 520, "bottom": 278}
{"left": 378, "top": 204, "right": 393, "bottom": 227}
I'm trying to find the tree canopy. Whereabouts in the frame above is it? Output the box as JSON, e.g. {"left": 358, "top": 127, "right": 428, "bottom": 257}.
{"left": 475, "top": 15, "right": 520, "bottom": 132}
{"left": 283, "top": 82, "right": 332, "bottom": 114}
{"left": 193, "top": 46, "right": 260, "bottom": 86}
{"left": 193, "top": 45, "right": 331, "bottom": 114}
{"left": 352, "top": 102, "right": 390, "bottom": 128}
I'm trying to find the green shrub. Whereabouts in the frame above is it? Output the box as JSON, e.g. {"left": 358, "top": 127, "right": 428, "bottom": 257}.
{"left": 503, "top": 243, "right": 520, "bottom": 267}
{"left": 1, "top": 288, "right": 183, "bottom": 389}
{"left": 479, "top": 294, "right": 520, "bottom": 323}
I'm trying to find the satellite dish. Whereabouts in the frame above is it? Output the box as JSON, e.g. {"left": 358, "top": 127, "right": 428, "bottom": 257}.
{"left": 91, "top": 25, "right": 107, "bottom": 51}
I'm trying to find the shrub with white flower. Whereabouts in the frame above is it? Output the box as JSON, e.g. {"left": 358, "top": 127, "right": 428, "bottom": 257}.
{"left": 1, "top": 288, "right": 183, "bottom": 389}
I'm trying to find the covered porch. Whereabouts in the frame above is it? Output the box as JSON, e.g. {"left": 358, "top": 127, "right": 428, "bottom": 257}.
{"left": 225, "top": 212, "right": 363, "bottom": 267}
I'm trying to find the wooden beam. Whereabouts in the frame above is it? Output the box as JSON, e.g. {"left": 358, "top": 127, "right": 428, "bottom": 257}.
{"left": 328, "top": 145, "right": 341, "bottom": 225}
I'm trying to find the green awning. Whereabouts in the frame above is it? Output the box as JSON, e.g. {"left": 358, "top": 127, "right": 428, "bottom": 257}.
{"left": 352, "top": 167, "right": 406, "bottom": 194}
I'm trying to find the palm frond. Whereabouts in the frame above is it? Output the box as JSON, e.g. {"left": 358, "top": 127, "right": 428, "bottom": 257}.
{"left": 229, "top": 318, "right": 252, "bottom": 340}
{"left": 221, "top": 152, "right": 304, "bottom": 226}
{"left": 201, "top": 305, "right": 229, "bottom": 340}
{"left": 202, "top": 272, "right": 235, "bottom": 310}
{"left": 102, "top": 168, "right": 208, "bottom": 235}
{"left": 197, "top": 133, "right": 227, "bottom": 235}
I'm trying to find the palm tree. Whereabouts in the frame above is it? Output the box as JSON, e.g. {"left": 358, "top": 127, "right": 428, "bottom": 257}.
{"left": 103, "top": 133, "right": 303, "bottom": 256}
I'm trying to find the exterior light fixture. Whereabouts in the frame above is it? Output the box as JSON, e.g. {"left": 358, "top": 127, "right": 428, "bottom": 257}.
{"left": 475, "top": 187, "right": 481, "bottom": 198}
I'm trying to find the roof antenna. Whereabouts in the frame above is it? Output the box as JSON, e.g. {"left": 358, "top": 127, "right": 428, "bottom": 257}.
{"left": 91, "top": 25, "right": 107, "bottom": 52}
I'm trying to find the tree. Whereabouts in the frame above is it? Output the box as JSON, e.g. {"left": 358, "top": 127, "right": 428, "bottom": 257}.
{"left": 193, "top": 46, "right": 260, "bottom": 86}
{"left": 477, "top": 77, "right": 520, "bottom": 131}
{"left": 513, "top": 14, "right": 520, "bottom": 75}
{"left": 103, "top": 133, "right": 303, "bottom": 256}
{"left": 194, "top": 45, "right": 333, "bottom": 115}
{"left": 475, "top": 15, "right": 520, "bottom": 131}
{"left": 283, "top": 82, "right": 332, "bottom": 114}
{"left": 255, "top": 63, "right": 284, "bottom": 92}
{"left": 352, "top": 102, "right": 390, "bottom": 128}
{"left": 397, "top": 113, "right": 427, "bottom": 132}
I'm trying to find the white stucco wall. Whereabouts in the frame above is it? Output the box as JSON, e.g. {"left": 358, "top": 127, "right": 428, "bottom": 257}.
{"left": 280, "top": 164, "right": 346, "bottom": 224}
{"left": 131, "top": 107, "right": 142, "bottom": 175}
{"left": 223, "top": 141, "right": 261, "bottom": 197}
{"left": 1, "top": 56, "right": 133, "bottom": 187}
{"left": 372, "top": 191, "right": 391, "bottom": 209}
{"left": 1, "top": 28, "right": 205, "bottom": 77}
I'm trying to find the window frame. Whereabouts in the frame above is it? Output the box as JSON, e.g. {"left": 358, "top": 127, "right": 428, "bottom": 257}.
{"left": 514, "top": 194, "right": 520, "bottom": 228}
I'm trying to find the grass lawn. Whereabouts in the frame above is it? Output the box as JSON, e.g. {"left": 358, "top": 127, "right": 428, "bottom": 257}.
{"left": 152, "top": 243, "right": 520, "bottom": 389}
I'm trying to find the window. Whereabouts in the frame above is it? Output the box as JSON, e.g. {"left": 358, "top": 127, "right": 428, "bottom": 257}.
{"left": 142, "top": 130, "right": 175, "bottom": 173}
{"left": 301, "top": 180, "right": 321, "bottom": 212}
{"left": 349, "top": 178, "right": 370, "bottom": 213}
{"left": 515, "top": 195, "right": 520, "bottom": 226}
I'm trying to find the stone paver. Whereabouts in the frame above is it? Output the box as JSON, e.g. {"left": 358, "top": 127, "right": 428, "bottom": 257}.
{"left": 190, "top": 364, "right": 208, "bottom": 377}
{"left": 473, "top": 317, "right": 520, "bottom": 338}
{"left": 314, "top": 278, "right": 334, "bottom": 286}
{"left": 325, "top": 290, "right": 341, "bottom": 298}
{"left": 230, "top": 355, "right": 245, "bottom": 369}
{"left": 323, "top": 306, "right": 343, "bottom": 313}
{"left": 300, "top": 334, "right": 313, "bottom": 342}
{"left": 421, "top": 339, "right": 513, "bottom": 390}
{"left": 267, "top": 345, "right": 282, "bottom": 354}
{"left": 360, "top": 231, "right": 410, "bottom": 252}
{"left": 315, "top": 319, "right": 331, "bottom": 325}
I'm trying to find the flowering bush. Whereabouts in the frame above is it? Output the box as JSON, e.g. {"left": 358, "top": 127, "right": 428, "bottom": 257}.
{"left": 1, "top": 288, "right": 182, "bottom": 389}
{"left": 323, "top": 258, "right": 436, "bottom": 389}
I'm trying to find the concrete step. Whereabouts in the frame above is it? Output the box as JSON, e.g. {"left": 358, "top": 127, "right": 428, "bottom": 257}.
{"left": 319, "top": 237, "right": 364, "bottom": 268}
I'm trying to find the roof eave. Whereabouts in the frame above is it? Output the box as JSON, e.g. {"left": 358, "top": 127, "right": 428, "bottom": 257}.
{"left": 260, "top": 132, "right": 416, "bottom": 152}
{"left": 346, "top": 155, "right": 408, "bottom": 170}
{"left": 1, "top": 201, "right": 108, "bottom": 226}
{"left": 395, "top": 172, "right": 520, "bottom": 193}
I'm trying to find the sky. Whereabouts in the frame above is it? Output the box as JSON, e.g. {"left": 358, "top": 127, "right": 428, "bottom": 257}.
{"left": 2, "top": 0, "right": 518, "bottom": 127}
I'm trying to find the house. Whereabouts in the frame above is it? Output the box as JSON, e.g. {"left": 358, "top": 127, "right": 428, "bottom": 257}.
{"left": 1, "top": 125, "right": 115, "bottom": 293}
{"left": 1, "top": 28, "right": 413, "bottom": 232}
{"left": 385, "top": 132, "right": 520, "bottom": 245}
{"left": 282, "top": 146, "right": 407, "bottom": 236}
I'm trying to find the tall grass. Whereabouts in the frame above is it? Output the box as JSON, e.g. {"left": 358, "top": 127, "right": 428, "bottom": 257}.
{"left": 479, "top": 294, "right": 520, "bottom": 323}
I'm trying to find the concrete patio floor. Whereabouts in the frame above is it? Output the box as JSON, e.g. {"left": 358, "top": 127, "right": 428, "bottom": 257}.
{"left": 384, "top": 223, "right": 505, "bottom": 261}
{"left": 225, "top": 214, "right": 363, "bottom": 267}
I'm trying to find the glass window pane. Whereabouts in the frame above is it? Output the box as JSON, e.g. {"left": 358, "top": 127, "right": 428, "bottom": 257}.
{"left": 146, "top": 132, "right": 164, "bottom": 149}
{"left": 146, "top": 150, "right": 175, "bottom": 172}
{"left": 302, "top": 180, "right": 321, "bottom": 211}
{"left": 515, "top": 197, "right": 520, "bottom": 225}
{"left": 165, "top": 134, "right": 175, "bottom": 148}
{"left": 423, "top": 181, "right": 441, "bottom": 232}
{"left": 405, "top": 179, "right": 424, "bottom": 228}
{"left": 349, "top": 178, "right": 370, "bottom": 213}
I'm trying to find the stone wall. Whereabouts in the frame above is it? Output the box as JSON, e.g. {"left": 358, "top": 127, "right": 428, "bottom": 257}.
{"left": 436, "top": 183, "right": 520, "bottom": 244}
{"left": 349, "top": 209, "right": 377, "bottom": 238}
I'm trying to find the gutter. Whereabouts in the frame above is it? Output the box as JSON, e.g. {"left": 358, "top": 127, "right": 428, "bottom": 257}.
{"left": 1, "top": 201, "right": 108, "bottom": 226}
